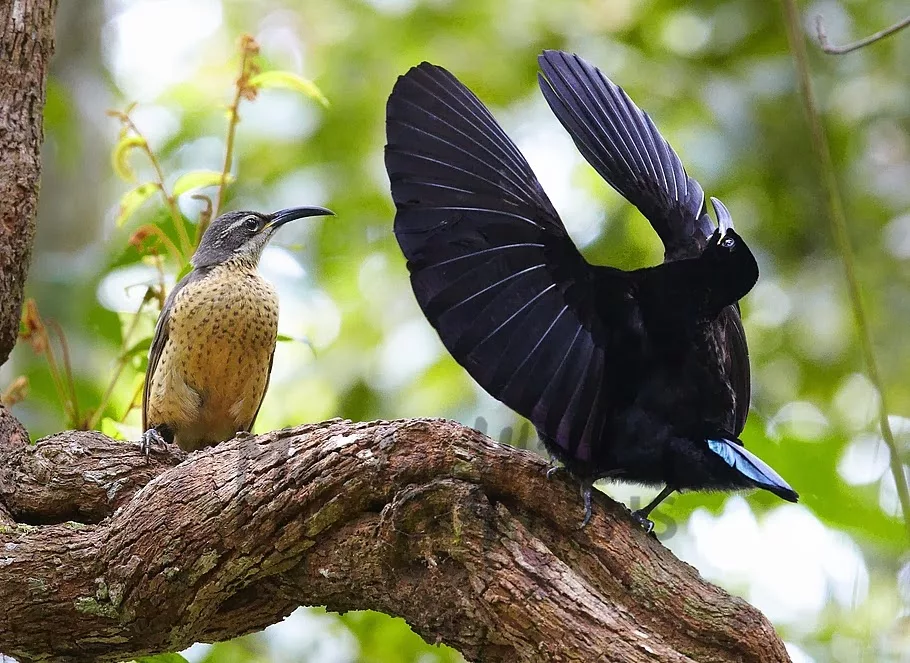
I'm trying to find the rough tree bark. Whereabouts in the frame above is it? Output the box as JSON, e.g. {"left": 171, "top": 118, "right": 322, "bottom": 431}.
{"left": 0, "top": 0, "right": 57, "bottom": 366}
{"left": 0, "top": 1, "right": 793, "bottom": 661}
{"left": 0, "top": 419, "right": 791, "bottom": 663}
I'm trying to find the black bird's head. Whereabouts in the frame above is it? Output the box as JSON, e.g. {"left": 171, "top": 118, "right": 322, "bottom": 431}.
{"left": 192, "top": 206, "right": 334, "bottom": 269}
{"left": 701, "top": 197, "right": 759, "bottom": 303}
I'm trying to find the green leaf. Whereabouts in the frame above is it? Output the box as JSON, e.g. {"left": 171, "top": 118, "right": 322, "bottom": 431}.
{"left": 173, "top": 170, "right": 231, "bottom": 197}
{"left": 248, "top": 70, "right": 330, "bottom": 107}
{"left": 276, "top": 333, "right": 316, "bottom": 355}
{"left": 121, "top": 336, "right": 152, "bottom": 361}
{"left": 116, "top": 183, "right": 159, "bottom": 227}
{"left": 100, "top": 417, "right": 126, "bottom": 440}
{"left": 133, "top": 653, "right": 190, "bottom": 663}
{"left": 112, "top": 135, "right": 147, "bottom": 182}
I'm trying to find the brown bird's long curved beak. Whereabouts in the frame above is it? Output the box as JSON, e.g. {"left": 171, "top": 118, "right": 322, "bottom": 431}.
{"left": 267, "top": 206, "right": 335, "bottom": 229}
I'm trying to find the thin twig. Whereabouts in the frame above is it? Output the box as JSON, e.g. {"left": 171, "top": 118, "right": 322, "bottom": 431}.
{"left": 133, "top": 224, "right": 183, "bottom": 267}
{"left": 122, "top": 379, "right": 144, "bottom": 423}
{"left": 47, "top": 320, "right": 81, "bottom": 428}
{"left": 815, "top": 13, "right": 910, "bottom": 55}
{"left": 783, "top": 0, "right": 910, "bottom": 540}
{"left": 119, "top": 116, "right": 194, "bottom": 258}
{"left": 211, "top": 35, "right": 261, "bottom": 234}
{"left": 86, "top": 294, "right": 153, "bottom": 431}
{"left": 39, "top": 325, "right": 70, "bottom": 425}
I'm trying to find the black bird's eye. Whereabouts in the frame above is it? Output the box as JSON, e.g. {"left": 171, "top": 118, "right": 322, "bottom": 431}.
{"left": 243, "top": 216, "right": 260, "bottom": 232}
{"left": 721, "top": 236, "right": 735, "bottom": 249}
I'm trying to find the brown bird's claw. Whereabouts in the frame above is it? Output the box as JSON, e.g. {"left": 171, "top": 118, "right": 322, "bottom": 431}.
{"left": 138, "top": 428, "right": 167, "bottom": 457}
{"left": 545, "top": 454, "right": 561, "bottom": 479}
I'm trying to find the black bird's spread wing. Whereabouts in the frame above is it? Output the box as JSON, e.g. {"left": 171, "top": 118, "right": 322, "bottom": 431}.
{"left": 538, "top": 50, "right": 751, "bottom": 435}
{"left": 537, "top": 50, "right": 713, "bottom": 261}
{"left": 386, "top": 62, "right": 630, "bottom": 465}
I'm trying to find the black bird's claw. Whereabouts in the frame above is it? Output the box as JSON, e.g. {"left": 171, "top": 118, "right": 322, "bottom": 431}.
{"left": 578, "top": 484, "right": 594, "bottom": 529}
{"left": 631, "top": 509, "right": 655, "bottom": 534}
{"left": 138, "top": 428, "right": 166, "bottom": 457}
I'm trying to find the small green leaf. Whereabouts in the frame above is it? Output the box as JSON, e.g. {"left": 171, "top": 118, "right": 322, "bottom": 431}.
{"left": 173, "top": 170, "right": 231, "bottom": 197}
{"left": 116, "top": 183, "right": 159, "bottom": 227}
{"left": 277, "top": 333, "right": 316, "bottom": 356}
{"left": 112, "top": 135, "right": 147, "bottom": 182}
{"left": 100, "top": 417, "right": 126, "bottom": 440}
{"left": 121, "top": 336, "right": 152, "bottom": 361}
{"left": 133, "top": 653, "right": 190, "bottom": 663}
{"left": 248, "top": 70, "right": 330, "bottom": 107}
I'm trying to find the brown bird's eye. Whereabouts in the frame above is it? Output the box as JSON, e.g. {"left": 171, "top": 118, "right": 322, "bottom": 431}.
{"left": 721, "top": 236, "right": 735, "bottom": 249}
{"left": 244, "top": 216, "right": 260, "bottom": 232}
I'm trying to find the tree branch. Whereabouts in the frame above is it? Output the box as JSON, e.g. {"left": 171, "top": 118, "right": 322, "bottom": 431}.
{"left": 0, "top": 0, "right": 57, "bottom": 366}
{"left": 815, "top": 13, "right": 910, "bottom": 55}
{"left": 0, "top": 418, "right": 790, "bottom": 663}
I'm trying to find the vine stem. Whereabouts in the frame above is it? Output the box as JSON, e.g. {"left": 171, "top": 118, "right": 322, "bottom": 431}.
{"left": 781, "top": 0, "right": 910, "bottom": 539}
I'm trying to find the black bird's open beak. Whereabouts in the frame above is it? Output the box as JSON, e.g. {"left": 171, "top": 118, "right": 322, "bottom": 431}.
{"left": 266, "top": 206, "right": 335, "bottom": 230}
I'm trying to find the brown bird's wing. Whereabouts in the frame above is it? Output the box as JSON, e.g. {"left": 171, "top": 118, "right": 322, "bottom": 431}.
{"left": 142, "top": 269, "right": 206, "bottom": 431}
{"left": 245, "top": 348, "right": 274, "bottom": 432}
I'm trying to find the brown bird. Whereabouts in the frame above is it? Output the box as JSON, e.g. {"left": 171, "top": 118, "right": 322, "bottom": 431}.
{"left": 141, "top": 206, "right": 333, "bottom": 453}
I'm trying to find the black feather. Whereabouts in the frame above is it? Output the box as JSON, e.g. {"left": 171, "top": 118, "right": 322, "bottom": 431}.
{"left": 385, "top": 55, "right": 797, "bottom": 525}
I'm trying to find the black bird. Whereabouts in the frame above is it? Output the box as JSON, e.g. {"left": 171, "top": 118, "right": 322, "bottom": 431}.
{"left": 384, "top": 51, "right": 797, "bottom": 528}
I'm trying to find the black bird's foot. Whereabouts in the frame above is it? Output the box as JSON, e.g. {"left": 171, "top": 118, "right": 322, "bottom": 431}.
{"left": 139, "top": 428, "right": 166, "bottom": 457}
{"left": 630, "top": 509, "right": 655, "bottom": 534}
{"left": 578, "top": 483, "right": 594, "bottom": 529}
{"left": 629, "top": 485, "right": 675, "bottom": 534}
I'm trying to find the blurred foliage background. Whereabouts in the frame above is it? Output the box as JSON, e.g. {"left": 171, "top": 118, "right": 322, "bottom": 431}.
{"left": 5, "top": 0, "right": 910, "bottom": 661}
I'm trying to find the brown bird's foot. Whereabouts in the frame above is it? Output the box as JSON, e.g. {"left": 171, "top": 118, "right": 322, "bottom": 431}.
{"left": 138, "top": 428, "right": 167, "bottom": 457}
{"left": 545, "top": 454, "right": 562, "bottom": 479}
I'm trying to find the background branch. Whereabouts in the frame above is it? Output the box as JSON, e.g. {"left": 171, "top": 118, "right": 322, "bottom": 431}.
{"left": 0, "top": 419, "right": 790, "bottom": 663}
{"left": 781, "top": 0, "right": 910, "bottom": 540}
{"left": 815, "top": 13, "right": 910, "bottom": 54}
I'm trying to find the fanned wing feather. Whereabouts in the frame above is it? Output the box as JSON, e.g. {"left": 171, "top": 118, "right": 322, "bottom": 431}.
{"left": 539, "top": 49, "right": 753, "bottom": 439}
{"left": 385, "top": 62, "right": 623, "bottom": 463}
{"left": 537, "top": 50, "right": 713, "bottom": 261}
